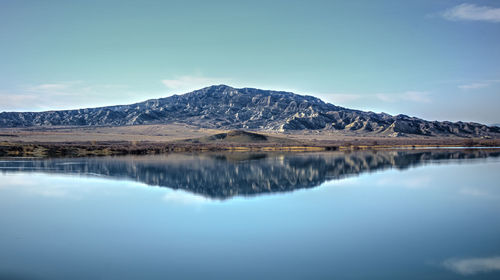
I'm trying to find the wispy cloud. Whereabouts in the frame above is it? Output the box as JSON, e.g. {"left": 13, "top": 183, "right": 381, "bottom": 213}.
{"left": 458, "top": 80, "right": 500, "bottom": 90}
{"left": 403, "top": 91, "right": 432, "bottom": 103}
{"left": 25, "top": 81, "right": 83, "bottom": 94}
{"left": 0, "top": 81, "right": 138, "bottom": 112}
{"left": 376, "top": 91, "right": 431, "bottom": 103}
{"left": 162, "top": 190, "right": 209, "bottom": 205}
{"left": 375, "top": 93, "right": 394, "bottom": 103}
{"left": 443, "top": 256, "right": 500, "bottom": 275}
{"left": 161, "top": 75, "right": 228, "bottom": 94}
{"left": 29, "top": 83, "right": 72, "bottom": 91}
{"left": 458, "top": 187, "right": 493, "bottom": 198}
{"left": 310, "top": 93, "right": 361, "bottom": 106}
{"left": 375, "top": 175, "right": 431, "bottom": 189}
{"left": 0, "top": 174, "right": 81, "bottom": 199}
{"left": 442, "top": 3, "right": 500, "bottom": 23}
{"left": 458, "top": 82, "right": 490, "bottom": 90}
{"left": 327, "top": 93, "right": 361, "bottom": 103}
{"left": 0, "top": 76, "right": 225, "bottom": 112}
{"left": 458, "top": 185, "right": 500, "bottom": 200}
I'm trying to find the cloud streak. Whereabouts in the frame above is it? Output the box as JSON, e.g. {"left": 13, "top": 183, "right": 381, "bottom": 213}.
{"left": 0, "top": 81, "right": 140, "bottom": 112}
{"left": 458, "top": 82, "right": 490, "bottom": 90}
{"left": 310, "top": 93, "right": 361, "bottom": 106}
{"left": 29, "top": 83, "right": 72, "bottom": 91}
{"left": 458, "top": 80, "right": 500, "bottom": 90}
{"left": 376, "top": 91, "right": 431, "bottom": 103}
{"left": 442, "top": 3, "right": 500, "bottom": 23}
{"left": 162, "top": 190, "right": 209, "bottom": 205}
{"left": 375, "top": 175, "right": 431, "bottom": 189}
{"left": 161, "top": 75, "right": 228, "bottom": 94}
{"left": 443, "top": 256, "right": 500, "bottom": 275}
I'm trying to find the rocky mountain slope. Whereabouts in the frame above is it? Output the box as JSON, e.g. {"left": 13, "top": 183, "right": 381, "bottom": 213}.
{"left": 0, "top": 85, "right": 498, "bottom": 137}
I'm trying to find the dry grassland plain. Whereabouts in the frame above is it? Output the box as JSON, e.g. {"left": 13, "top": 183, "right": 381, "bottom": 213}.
{"left": 0, "top": 124, "right": 499, "bottom": 157}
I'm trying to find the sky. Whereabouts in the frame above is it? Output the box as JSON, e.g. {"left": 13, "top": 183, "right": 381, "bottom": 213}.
{"left": 0, "top": 0, "right": 499, "bottom": 124}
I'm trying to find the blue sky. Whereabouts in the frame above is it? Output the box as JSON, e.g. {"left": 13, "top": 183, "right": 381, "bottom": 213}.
{"left": 0, "top": 0, "right": 499, "bottom": 124}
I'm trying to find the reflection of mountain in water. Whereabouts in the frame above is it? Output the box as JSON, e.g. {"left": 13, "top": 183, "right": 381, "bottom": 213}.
{"left": 1, "top": 150, "right": 499, "bottom": 199}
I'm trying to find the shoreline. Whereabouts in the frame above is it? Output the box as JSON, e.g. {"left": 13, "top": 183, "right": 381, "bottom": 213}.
{"left": 1, "top": 139, "right": 500, "bottom": 158}
{"left": 1, "top": 125, "right": 499, "bottom": 158}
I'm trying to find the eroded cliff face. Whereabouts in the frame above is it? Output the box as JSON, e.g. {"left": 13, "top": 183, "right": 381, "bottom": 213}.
{"left": 2, "top": 150, "right": 498, "bottom": 199}
{"left": 1, "top": 85, "right": 498, "bottom": 137}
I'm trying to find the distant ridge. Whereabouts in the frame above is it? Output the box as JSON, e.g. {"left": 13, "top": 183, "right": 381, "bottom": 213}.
{"left": 0, "top": 85, "right": 499, "bottom": 137}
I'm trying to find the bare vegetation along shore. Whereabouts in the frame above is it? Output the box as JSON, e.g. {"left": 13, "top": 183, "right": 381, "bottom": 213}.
{"left": 0, "top": 126, "right": 499, "bottom": 158}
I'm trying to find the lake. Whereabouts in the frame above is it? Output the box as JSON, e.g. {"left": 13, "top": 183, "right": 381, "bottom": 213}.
{"left": 1, "top": 149, "right": 500, "bottom": 280}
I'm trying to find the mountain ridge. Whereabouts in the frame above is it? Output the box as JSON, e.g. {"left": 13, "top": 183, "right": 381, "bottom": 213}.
{"left": 1, "top": 84, "right": 498, "bottom": 137}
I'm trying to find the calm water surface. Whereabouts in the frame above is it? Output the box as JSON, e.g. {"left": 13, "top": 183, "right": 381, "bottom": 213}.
{"left": 0, "top": 149, "right": 499, "bottom": 280}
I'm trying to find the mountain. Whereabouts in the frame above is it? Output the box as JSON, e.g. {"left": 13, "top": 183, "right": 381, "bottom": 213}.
{"left": 0, "top": 85, "right": 498, "bottom": 137}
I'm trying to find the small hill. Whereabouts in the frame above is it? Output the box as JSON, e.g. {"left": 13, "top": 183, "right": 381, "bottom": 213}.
{"left": 180, "top": 130, "right": 301, "bottom": 145}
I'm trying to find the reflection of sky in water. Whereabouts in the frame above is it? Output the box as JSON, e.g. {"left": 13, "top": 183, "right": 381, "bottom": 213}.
{"left": 0, "top": 156, "right": 499, "bottom": 279}
{"left": 443, "top": 256, "right": 500, "bottom": 276}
